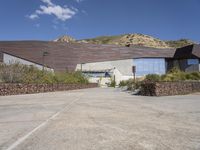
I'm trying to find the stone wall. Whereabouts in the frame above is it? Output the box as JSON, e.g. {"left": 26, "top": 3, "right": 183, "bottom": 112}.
{"left": 0, "top": 83, "right": 98, "bottom": 96}
{"left": 140, "top": 81, "right": 200, "bottom": 96}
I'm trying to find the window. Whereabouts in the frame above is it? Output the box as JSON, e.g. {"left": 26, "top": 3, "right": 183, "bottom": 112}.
{"left": 83, "top": 72, "right": 111, "bottom": 78}
{"left": 133, "top": 58, "right": 166, "bottom": 76}
{"left": 187, "top": 59, "right": 199, "bottom": 65}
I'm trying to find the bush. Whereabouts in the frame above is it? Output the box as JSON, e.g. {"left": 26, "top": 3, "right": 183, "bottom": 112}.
{"left": 187, "top": 72, "right": 200, "bottom": 80}
{"left": 0, "top": 63, "right": 88, "bottom": 84}
{"left": 145, "top": 74, "right": 161, "bottom": 82}
{"left": 119, "top": 79, "right": 134, "bottom": 88}
{"left": 54, "top": 72, "right": 88, "bottom": 84}
{"left": 119, "top": 79, "right": 141, "bottom": 91}
{"left": 0, "top": 63, "right": 28, "bottom": 83}
{"left": 109, "top": 80, "right": 116, "bottom": 87}
{"left": 124, "top": 68, "right": 200, "bottom": 91}
{"left": 167, "top": 67, "right": 181, "bottom": 74}
{"left": 119, "top": 80, "right": 127, "bottom": 87}
{"left": 160, "top": 68, "right": 200, "bottom": 81}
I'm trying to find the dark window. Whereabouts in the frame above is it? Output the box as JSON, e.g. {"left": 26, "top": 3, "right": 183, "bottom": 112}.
{"left": 105, "top": 72, "right": 111, "bottom": 77}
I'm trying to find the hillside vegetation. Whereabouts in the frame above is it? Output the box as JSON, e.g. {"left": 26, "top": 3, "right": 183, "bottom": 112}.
{"left": 166, "top": 39, "right": 195, "bottom": 48}
{"left": 55, "top": 34, "right": 197, "bottom": 49}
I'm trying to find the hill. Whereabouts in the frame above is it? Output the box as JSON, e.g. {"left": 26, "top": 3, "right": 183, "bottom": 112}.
{"left": 166, "top": 39, "right": 195, "bottom": 48}
{"left": 54, "top": 35, "right": 75, "bottom": 42}
{"left": 55, "top": 34, "right": 197, "bottom": 49}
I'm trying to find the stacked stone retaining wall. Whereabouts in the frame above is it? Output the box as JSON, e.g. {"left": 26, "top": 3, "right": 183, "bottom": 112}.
{"left": 140, "top": 81, "right": 200, "bottom": 96}
{"left": 0, "top": 83, "right": 98, "bottom": 96}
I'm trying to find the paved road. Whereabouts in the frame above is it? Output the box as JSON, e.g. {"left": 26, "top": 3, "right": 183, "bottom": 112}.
{"left": 0, "top": 88, "right": 200, "bottom": 150}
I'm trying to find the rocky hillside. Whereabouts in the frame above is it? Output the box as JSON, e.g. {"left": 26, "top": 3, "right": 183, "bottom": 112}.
{"left": 55, "top": 34, "right": 197, "bottom": 48}
{"left": 80, "top": 34, "right": 170, "bottom": 48}
{"left": 54, "top": 35, "right": 75, "bottom": 43}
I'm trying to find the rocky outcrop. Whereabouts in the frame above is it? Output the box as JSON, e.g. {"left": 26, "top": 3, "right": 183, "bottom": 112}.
{"left": 54, "top": 35, "right": 75, "bottom": 43}
{"left": 118, "top": 34, "right": 170, "bottom": 48}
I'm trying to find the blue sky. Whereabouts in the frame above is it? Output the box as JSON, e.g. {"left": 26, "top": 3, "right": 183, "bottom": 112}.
{"left": 0, "top": 0, "right": 199, "bottom": 42}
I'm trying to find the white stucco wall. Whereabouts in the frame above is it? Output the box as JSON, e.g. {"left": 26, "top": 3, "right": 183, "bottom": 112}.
{"left": 76, "top": 59, "right": 134, "bottom": 85}
{"left": 3, "top": 53, "right": 54, "bottom": 72}
{"left": 76, "top": 59, "right": 133, "bottom": 76}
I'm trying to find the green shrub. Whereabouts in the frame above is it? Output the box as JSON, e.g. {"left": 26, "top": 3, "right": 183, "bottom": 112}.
{"left": 119, "top": 79, "right": 133, "bottom": 87}
{"left": 161, "top": 69, "right": 200, "bottom": 81}
{"left": 189, "top": 72, "right": 200, "bottom": 80}
{"left": 109, "top": 80, "right": 116, "bottom": 87}
{"left": 119, "top": 79, "right": 141, "bottom": 91}
{"left": 119, "top": 80, "right": 129, "bottom": 87}
{"left": 167, "top": 67, "right": 181, "bottom": 74}
{"left": 145, "top": 74, "right": 161, "bottom": 82}
{"left": 54, "top": 72, "right": 88, "bottom": 84}
{"left": 120, "top": 67, "right": 200, "bottom": 92}
{"left": 0, "top": 63, "right": 28, "bottom": 83}
{"left": 0, "top": 63, "right": 88, "bottom": 84}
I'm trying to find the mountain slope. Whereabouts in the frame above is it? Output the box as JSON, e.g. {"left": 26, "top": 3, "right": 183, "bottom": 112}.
{"left": 80, "top": 34, "right": 170, "bottom": 48}
{"left": 55, "top": 34, "right": 197, "bottom": 49}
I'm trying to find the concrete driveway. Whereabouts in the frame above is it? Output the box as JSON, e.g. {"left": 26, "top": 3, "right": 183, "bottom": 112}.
{"left": 0, "top": 88, "right": 200, "bottom": 150}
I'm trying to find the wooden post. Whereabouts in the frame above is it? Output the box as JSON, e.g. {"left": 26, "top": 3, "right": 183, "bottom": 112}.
{"left": 132, "top": 66, "right": 136, "bottom": 83}
{"left": 114, "top": 75, "right": 116, "bottom": 88}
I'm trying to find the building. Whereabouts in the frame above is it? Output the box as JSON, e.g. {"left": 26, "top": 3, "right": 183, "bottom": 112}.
{"left": 0, "top": 41, "right": 199, "bottom": 85}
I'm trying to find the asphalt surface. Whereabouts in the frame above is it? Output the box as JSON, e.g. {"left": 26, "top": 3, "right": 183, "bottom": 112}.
{"left": 0, "top": 88, "right": 200, "bottom": 150}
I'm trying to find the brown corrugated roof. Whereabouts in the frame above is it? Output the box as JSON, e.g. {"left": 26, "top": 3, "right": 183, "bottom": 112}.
{"left": 0, "top": 41, "right": 178, "bottom": 71}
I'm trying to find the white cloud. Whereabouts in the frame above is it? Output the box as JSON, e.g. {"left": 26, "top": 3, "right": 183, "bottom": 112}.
{"left": 29, "top": 14, "right": 39, "bottom": 20}
{"left": 28, "top": 0, "right": 77, "bottom": 21}
{"left": 75, "top": 0, "right": 84, "bottom": 3}
{"left": 41, "top": 0, "right": 53, "bottom": 6}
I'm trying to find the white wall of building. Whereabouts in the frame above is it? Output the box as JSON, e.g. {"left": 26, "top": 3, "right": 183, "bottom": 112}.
{"left": 76, "top": 59, "right": 133, "bottom": 76}
{"left": 3, "top": 53, "right": 54, "bottom": 72}
{"left": 76, "top": 59, "right": 134, "bottom": 85}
